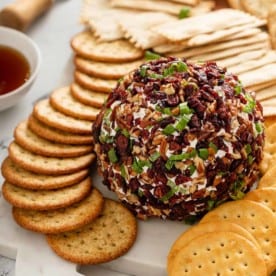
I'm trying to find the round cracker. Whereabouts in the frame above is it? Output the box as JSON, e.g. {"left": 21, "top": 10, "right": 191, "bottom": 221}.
{"left": 167, "top": 221, "right": 259, "bottom": 275}
{"left": 200, "top": 200, "right": 276, "bottom": 274}
{"left": 14, "top": 120, "right": 93, "bottom": 157}
{"left": 74, "top": 56, "right": 143, "bottom": 80}
{"left": 28, "top": 115, "right": 93, "bottom": 145}
{"left": 258, "top": 164, "right": 276, "bottom": 188}
{"left": 169, "top": 231, "right": 267, "bottom": 276}
{"left": 74, "top": 71, "right": 117, "bottom": 93}
{"left": 2, "top": 177, "right": 92, "bottom": 211}
{"left": 33, "top": 99, "right": 93, "bottom": 134}
{"left": 12, "top": 188, "right": 104, "bottom": 234}
{"left": 70, "top": 83, "right": 107, "bottom": 108}
{"left": 8, "top": 141, "right": 95, "bottom": 175}
{"left": 1, "top": 157, "right": 89, "bottom": 190}
{"left": 241, "top": 0, "right": 275, "bottom": 19}
{"left": 244, "top": 187, "right": 276, "bottom": 215}
{"left": 227, "top": 0, "right": 242, "bottom": 9}
{"left": 49, "top": 86, "right": 100, "bottom": 121}
{"left": 46, "top": 198, "right": 137, "bottom": 265}
{"left": 70, "top": 31, "right": 144, "bottom": 62}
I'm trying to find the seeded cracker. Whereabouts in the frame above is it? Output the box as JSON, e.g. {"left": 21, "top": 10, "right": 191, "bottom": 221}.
{"left": 12, "top": 188, "right": 104, "bottom": 234}
{"left": 46, "top": 199, "right": 137, "bottom": 264}
{"left": 71, "top": 31, "right": 144, "bottom": 62}
{"left": 169, "top": 231, "right": 267, "bottom": 276}
{"left": 49, "top": 86, "right": 100, "bottom": 121}
{"left": 1, "top": 157, "right": 89, "bottom": 190}
{"left": 14, "top": 120, "right": 93, "bottom": 157}
{"left": 167, "top": 221, "right": 259, "bottom": 275}
{"left": 8, "top": 141, "right": 95, "bottom": 175}
{"left": 70, "top": 83, "right": 107, "bottom": 108}
{"left": 33, "top": 99, "right": 92, "bottom": 134}
{"left": 2, "top": 177, "right": 91, "bottom": 211}
{"left": 28, "top": 115, "right": 93, "bottom": 145}
{"left": 74, "top": 71, "right": 117, "bottom": 93}
{"left": 200, "top": 200, "right": 276, "bottom": 274}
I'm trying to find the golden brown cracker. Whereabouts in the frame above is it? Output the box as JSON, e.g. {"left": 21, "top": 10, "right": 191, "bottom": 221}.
{"left": 244, "top": 187, "right": 276, "bottom": 215}
{"left": 46, "top": 198, "right": 137, "bottom": 264}
{"left": 258, "top": 164, "right": 276, "bottom": 188}
{"left": 167, "top": 221, "right": 259, "bottom": 275}
{"left": 71, "top": 31, "right": 144, "bottom": 62}
{"left": 33, "top": 99, "right": 93, "bottom": 135}
{"left": 27, "top": 115, "right": 93, "bottom": 145}
{"left": 200, "top": 200, "right": 276, "bottom": 274}
{"left": 12, "top": 188, "right": 104, "bottom": 234}
{"left": 74, "top": 57, "right": 143, "bottom": 80}
{"left": 8, "top": 141, "right": 95, "bottom": 175}
{"left": 169, "top": 231, "right": 267, "bottom": 276}
{"left": 1, "top": 157, "right": 89, "bottom": 190}
{"left": 14, "top": 120, "right": 93, "bottom": 158}
{"left": 74, "top": 71, "right": 117, "bottom": 93}
{"left": 70, "top": 83, "right": 107, "bottom": 108}
{"left": 2, "top": 177, "right": 92, "bottom": 211}
{"left": 49, "top": 86, "right": 100, "bottom": 121}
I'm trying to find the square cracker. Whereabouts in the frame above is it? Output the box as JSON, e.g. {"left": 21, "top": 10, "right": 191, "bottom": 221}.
{"left": 153, "top": 9, "right": 265, "bottom": 42}
{"left": 118, "top": 12, "right": 175, "bottom": 49}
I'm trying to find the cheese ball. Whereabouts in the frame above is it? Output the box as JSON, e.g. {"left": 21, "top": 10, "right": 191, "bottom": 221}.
{"left": 92, "top": 57, "right": 264, "bottom": 221}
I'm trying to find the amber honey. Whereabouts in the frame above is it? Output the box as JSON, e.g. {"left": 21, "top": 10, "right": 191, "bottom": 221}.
{"left": 0, "top": 45, "right": 30, "bottom": 96}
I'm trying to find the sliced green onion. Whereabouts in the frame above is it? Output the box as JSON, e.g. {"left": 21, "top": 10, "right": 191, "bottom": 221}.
{"left": 198, "top": 148, "right": 209, "bottom": 160}
{"left": 243, "top": 93, "right": 256, "bottom": 113}
{"left": 179, "top": 102, "right": 193, "bottom": 115}
{"left": 163, "top": 124, "right": 175, "bottom": 135}
{"left": 169, "top": 152, "right": 190, "bottom": 161}
{"left": 207, "top": 200, "right": 215, "bottom": 210}
{"left": 245, "top": 144, "right": 252, "bottom": 155}
{"left": 248, "top": 155, "right": 253, "bottom": 165}
{"left": 149, "top": 152, "right": 160, "bottom": 162}
{"left": 163, "top": 61, "right": 188, "bottom": 77}
{"left": 179, "top": 7, "right": 190, "bottom": 19}
{"left": 121, "top": 129, "right": 130, "bottom": 138}
{"left": 108, "top": 148, "right": 118, "bottom": 163}
{"left": 160, "top": 186, "right": 178, "bottom": 202}
{"left": 234, "top": 82, "right": 242, "bottom": 95}
{"left": 120, "top": 165, "right": 127, "bottom": 180}
{"left": 188, "top": 164, "right": 196, "bottom": 175}
{"left": 255, "top": 122, "right": 263, "bottom": 134}
{"left": 165, "top": 160, "right": 175, "bottom": 170}
{"left": 145, "top": 50, "right": 161, "bottom": 60}
{"left": 149, "top": 73, "right": 164, "bottom": 79}
{"left": 175, "top": 115, "right": 190, "bottom": 131}
{"left": 140, "top": 66, "right": 147, "bottom": 77}
{"left": 230, "top": 190, "right": 245, "bottom": 200}
{"left": 132, "top": 158, "right": 143, "bottom": 174}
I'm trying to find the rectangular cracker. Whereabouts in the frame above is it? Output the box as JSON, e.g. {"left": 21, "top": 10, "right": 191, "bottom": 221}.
{"left": 153, "top": 27, "right": 262, "bottom": 54}
{"left": 247, "top": 80, "right": 276, "bottom": 92}
{"left": 167, "top": 0, "right": 199, "bottom": 6}
{"left": 260, "top": 97, "right": 276, "bottom": 107}
{"left": 110, "top": 0, "right": 214, "bottom": 15}
{"left": 256, "top": 85, "right": 276, "bottom": 101}
{"left": 218, "top": 49, "right": 266, "bottom": 68}
{"left": 152, "top": 9, "right": 265, "bottom": 42}
{"left": 239, "top": 63, "right": 276, "bottom": 88}
{"left": 186, "top": 21, "right": 265, "bottom": 47}
{"left": 118, "top": 12, "right": 175, "bottom": 49}
{"left": 166, "top": 32, "right": 268, "bottom": 58}
{"left": 189, "top": 41, "right": 269, "bottom": 62}
{"left": 228, "top": 50, "right": 276, "bottom": 75}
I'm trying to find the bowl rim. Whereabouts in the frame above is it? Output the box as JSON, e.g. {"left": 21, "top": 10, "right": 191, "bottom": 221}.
{"left": 0, "top": 26, "right": 42, "bottom": 100}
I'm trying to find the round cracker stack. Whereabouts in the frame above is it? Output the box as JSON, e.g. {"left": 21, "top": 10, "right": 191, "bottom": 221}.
{"left": 1, "top": 70, "right": 138, "bottom": 266}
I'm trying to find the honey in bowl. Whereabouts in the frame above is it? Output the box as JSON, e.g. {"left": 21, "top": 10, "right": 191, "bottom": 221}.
{"left": 0, "top": 45, "right": 30, "bottom": 96}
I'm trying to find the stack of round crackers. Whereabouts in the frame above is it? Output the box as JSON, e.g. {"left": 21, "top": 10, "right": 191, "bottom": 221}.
{"left": 70, "top": 30, "right": 145, "bottom": 108}
{"left": 0, "top": 32, "right": 141, "bottom": 263}
{"left": 167, "top": 120, "right": 276, "bottom": 275}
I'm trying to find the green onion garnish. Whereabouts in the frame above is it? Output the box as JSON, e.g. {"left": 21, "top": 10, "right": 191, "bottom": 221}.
{"left": 198, "top": 148, "right": 209, "bottom": 160}
{"left": 145, "top": 50, "right": 161, "bottom": 60}
{"left": 108, "top": 148, "right": 118, "bottom": 163}
{"left": 179, "top": 7, "right": 190, "bottom": 19}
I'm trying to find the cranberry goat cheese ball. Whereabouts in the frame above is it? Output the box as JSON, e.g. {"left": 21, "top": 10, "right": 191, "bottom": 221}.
{"left": 92, "top": 57, "right": 264, "bottom": 221}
